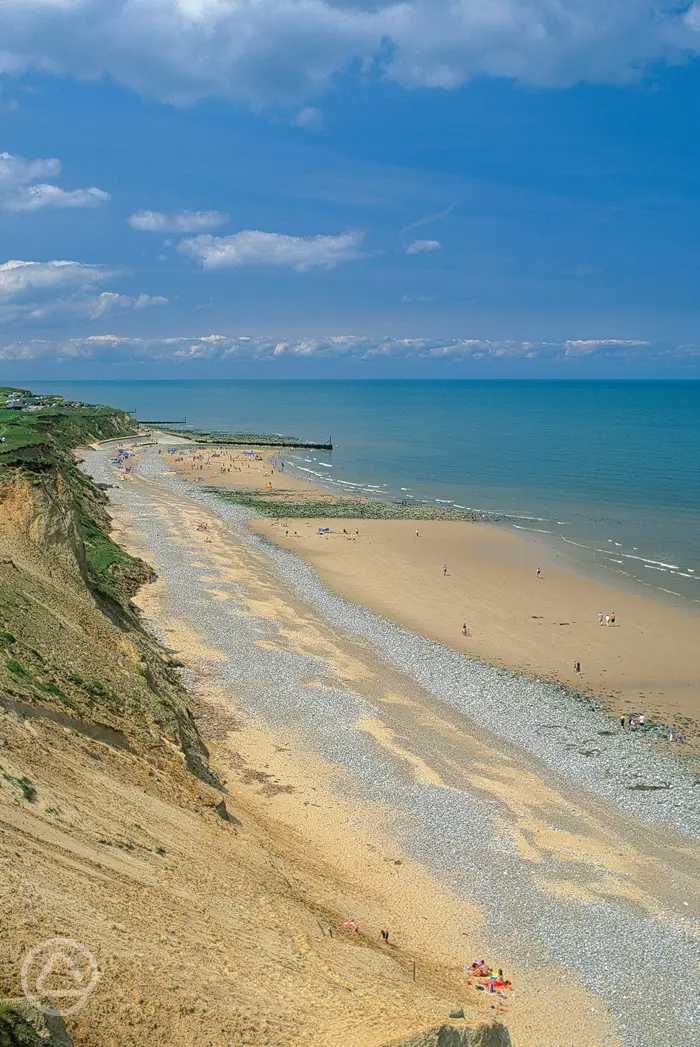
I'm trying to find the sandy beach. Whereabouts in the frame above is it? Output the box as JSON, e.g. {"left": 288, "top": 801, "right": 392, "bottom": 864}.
{"left": 70, "top": 438, "right": 700, "bottom": 1047}
{"left": 169, "top": 443, "right": 700, "bottom": 753}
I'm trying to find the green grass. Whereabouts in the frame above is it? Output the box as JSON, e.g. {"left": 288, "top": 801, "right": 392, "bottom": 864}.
{"left": 6, "top": 658, "right": 28, "bottom": 679}
{"left": 0, "top": 766, "right": 37, "bottom": 802}
{"left": 0, "top": 388, "right": 135, "bottom": 474}
{"left": 205, "top": 487, "right": 479, "bottom": 521}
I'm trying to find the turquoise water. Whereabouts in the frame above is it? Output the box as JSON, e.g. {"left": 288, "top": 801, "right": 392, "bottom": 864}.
{"left": 33, "top": 379, "right": 700, "bottom": 604}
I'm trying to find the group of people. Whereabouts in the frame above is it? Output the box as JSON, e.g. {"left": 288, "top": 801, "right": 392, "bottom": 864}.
{"left": 620, "top": 714, "right": 681, "bottom": 742}
{"left": 621, "top": 713, "right": 646, "bottom": 730}
{"left": 597, "top": 610, "right": 617, "bottom": 626}
{"left": 466, "top": 960, "right": 512, "bottom": 994}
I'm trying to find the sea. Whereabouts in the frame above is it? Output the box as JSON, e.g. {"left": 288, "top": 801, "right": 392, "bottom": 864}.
{"left": 32, "top": 378, "right": 700, "bottom": 607}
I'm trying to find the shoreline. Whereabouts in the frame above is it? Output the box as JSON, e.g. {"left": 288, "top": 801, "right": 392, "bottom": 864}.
{"left": 165, "top": 441, "right": 700, "bottom": 755}
{"left": 78, "top": 438, "right": 700, "bottom": 1047}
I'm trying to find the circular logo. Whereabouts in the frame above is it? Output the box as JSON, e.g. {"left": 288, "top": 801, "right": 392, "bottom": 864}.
{"left": 20, "top": 938, "right": 100, "bottom": 1017}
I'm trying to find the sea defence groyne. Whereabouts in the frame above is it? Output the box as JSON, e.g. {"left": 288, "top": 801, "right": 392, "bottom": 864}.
{"left": 141, "top": 423, "right": 333, "bottom": 450}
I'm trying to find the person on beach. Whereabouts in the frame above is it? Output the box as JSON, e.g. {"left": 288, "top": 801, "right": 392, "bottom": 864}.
{"left": 620, "top": 715, "right": 626, "bottom": 728}
{"left": 443, "top": 564, "right": 448, "bottom": 576}
{"left": 638, "top": 713, "right": 645, "bottom": 727}
{"left": 537, "top": 567, "right": 542, "bottom": 578}
{"left": 462, "top": 623, "right": 470, "bottom": 637}
{"left": 598, "top": 612, "right": 605, "bottom": 625}
{"left": 610, "top": 611, "right": 616, "bottom": 625}
{"left": 574, "top": 660, "right": 581, "bottom": 673}
{"left": 416, "top": 529, "right": 421, "bottom": 538}
{"left": 380, "top": 928, "right": 389, "bottom": 943}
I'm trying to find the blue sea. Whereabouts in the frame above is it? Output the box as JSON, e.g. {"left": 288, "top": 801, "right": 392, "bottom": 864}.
{"left": 33, "top": 379, "right": 700, "bottom": 606}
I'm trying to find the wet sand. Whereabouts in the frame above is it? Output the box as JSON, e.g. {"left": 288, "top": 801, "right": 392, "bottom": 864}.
{"left": 168, "top": 444, "right": 700, "bottom": 753}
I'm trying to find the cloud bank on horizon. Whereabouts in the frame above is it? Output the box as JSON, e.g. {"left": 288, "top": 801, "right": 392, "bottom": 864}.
{"left": 2, "top": 332, "right": 685, "bottom": 366}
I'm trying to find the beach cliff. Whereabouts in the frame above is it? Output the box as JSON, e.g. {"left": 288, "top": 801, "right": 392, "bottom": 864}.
{"left": 0, "top": 391, "right": 516, "bottom": 1045}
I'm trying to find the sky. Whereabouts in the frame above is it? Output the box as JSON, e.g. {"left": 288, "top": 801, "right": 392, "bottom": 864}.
{"left": 1, "top": 0, "right": 700, "bottom": 380}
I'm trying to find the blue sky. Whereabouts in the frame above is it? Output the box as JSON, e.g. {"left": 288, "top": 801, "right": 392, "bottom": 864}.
{"left": 1, "top": 1, "right": 700, "bottom": 379}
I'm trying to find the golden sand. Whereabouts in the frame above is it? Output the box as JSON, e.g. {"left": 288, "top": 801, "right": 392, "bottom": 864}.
{"left": 169, "top": 444, "right": 700, "bottom": 752}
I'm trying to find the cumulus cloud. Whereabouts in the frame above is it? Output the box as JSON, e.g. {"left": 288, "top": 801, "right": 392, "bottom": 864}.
{"left": 89, "top": 291, "right": 169, "bottom": 319}
{"left": 406, "top": 239, "right": 441, "bottom": 255}
{"left": 0, "top": 258, "right": 166, "bottom": 323}
{"left": 179, "top": 229, "right": 365, "bottom": 271}
{"left": 0, "top": 151, "right": 109, "bottom": 213}
{"left": 0, "top": 332, "right": 666, "bottom": 364}
{"left": 128, "top": 209, "right": 229, "bottom": 233}
{"left": 0, "top": 259, "right": 109, "bottom": 299}
{"left": 563, "top": 338, "right": 649, "bottom": 357}
{"left": 0, "top": 2, "right": 698, "bottom": 108}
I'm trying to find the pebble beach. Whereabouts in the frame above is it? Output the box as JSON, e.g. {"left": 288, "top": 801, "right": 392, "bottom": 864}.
{"left": 81, "top": 440, "right": 700, "bottom": 1047}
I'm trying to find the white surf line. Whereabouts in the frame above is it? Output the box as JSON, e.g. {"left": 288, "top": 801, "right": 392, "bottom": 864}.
{"left": 561, "top": 536, "right": 592, "bottom": 549}
{"left": 513, "top": 524, "right": 553, "bottom": 534}
{"left": 621, "top": 552, "right": 679, "bottom": 569}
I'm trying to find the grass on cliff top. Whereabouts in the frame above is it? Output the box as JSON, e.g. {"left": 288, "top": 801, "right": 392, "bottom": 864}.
{"left": 204, "top": 486, "right": 478, "bottom": 521}
{"left": 0, "top": 389, "right": 134, "bottom": 473}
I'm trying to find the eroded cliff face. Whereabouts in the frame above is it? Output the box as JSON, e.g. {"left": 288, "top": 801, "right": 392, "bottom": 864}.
{"left": 0, "top": 455, "right": 217, "bottom": 787}
{"left": 0, "top": 468, "right": 87, "bottom": 580}
{"left": 0, "top": 413, "right": 515, "bottom": 1046}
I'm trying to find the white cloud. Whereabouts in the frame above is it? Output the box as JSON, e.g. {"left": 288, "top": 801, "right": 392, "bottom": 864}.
{"left": 0, "top": 332, "right": 665, "bottom": 363}
{"left": 0, "top": 151, "right": 109, "bottom": 213}
{"left": 0, "top": 258, "right": 166, "bottom": 324}
{"left": 0, "top": 2, "right": 698, "bottom": 108}
{"left": 179, "top": 229, "right": 365, "bottom": 271}
{"left": 293, "top": 106, "right": 323, "bottom": 130}
{"left": 406, "top": 239, "right": 441, "bottom": 255}
{"left": 563, "top": 338, "right": 649, "bottom": 357}
{"left": 89, "top": 291, "right": 169, "bottom": 318}
{"left": 0, "top": 259, "right": 109, "bottom": 299}
{"left": 128, "top": 209, "right": 229, "bottom": 233}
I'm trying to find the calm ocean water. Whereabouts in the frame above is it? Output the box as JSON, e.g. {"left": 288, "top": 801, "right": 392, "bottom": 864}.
{"left": 33, "top": 379, "right": 700, "bottom": 605}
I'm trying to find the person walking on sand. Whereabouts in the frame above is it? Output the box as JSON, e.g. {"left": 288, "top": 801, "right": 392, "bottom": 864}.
{"left": 537, "top": 567, "right": 542, "bottom": 578}
{"left": 380, "top": 928, "right": 390, "bottom": 943}
{"left": 443, "top": 564, "right": 448, "bottom": 577}
{"left": 462, "top": 623, "right": 470, "bottom": 637}
{"left": 416, "top": 529, "right": 421, "bottom": 538}
{"left": 598, "top": 612, "right": 605, "bottom": 626}
{"left": 574, "top": 660, "right": 581, "bottom": 674}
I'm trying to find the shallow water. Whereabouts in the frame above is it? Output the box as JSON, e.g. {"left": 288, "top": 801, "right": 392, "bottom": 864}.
{"left": 38, "top": 378, "right": 700, "bottom": 603}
